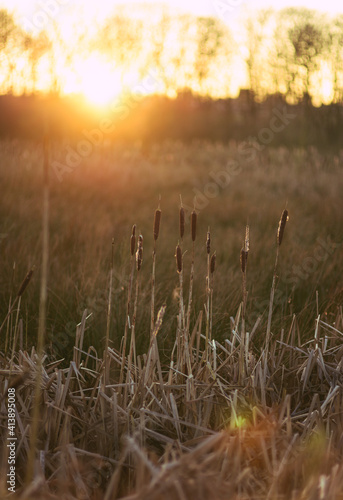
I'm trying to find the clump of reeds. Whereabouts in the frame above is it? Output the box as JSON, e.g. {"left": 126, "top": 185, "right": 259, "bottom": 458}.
{"left": 2, "top": 195, "right": 343, "bottom": 500}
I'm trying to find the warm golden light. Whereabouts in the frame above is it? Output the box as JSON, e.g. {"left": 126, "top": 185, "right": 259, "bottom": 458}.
{"left": 68, "top": 56, "right": 123, "bottom": 107}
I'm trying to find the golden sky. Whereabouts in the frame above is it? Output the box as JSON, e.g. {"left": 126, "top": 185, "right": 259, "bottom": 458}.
{"left": 0, "top": 0, "right": 341, "bottom": 104}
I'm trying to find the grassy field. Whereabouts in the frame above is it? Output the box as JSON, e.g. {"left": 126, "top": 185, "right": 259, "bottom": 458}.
{"left": 0, "top": 138, "right": 343, "bottom": 498}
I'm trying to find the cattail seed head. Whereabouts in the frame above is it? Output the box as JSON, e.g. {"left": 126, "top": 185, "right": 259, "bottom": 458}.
{"left": 210, "top": 252, "right": 216, "bottom": 274}
{"left": 244, "top": 225, "right": 250, "bottom": 253}
{"left": 175, "top": 244, "right": 182, "bottom": 274}
{"left": 179, "top": 206, "right": 185, "bottom": 240}
{"left": 136, "top": 235, "right": 143, "bottom": 271}
{"left": 153, "top": 209, "right": 161, "bottom": 241}
{"left": 191, "top": 210, "right": 197, "bottom": 242}
{"left": 206, "top": 229, "right": 210, "bottom": 255}
{"left": 17, "top": 267, "right": 35, "bottom": 297}
{"left": 277, "top": 209, "right": 289, "bottom": 246}
{"left": 240, "top": 224, "right": 250, "bottom": 273}
{"left": 240, "top": 248, "right": 248, "bottom": 273}
{"left": 130, "top": 224, "right": 136, "bottom": 256}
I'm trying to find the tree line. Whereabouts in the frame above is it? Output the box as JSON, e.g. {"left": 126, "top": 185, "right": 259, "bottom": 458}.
{"left": 0, "top": 5, "right": 343, "bottom": 104}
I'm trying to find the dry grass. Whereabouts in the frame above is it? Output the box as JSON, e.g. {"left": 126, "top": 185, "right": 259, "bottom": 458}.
{"left": 0, "top": 139, "right": 343, "bottom": 498}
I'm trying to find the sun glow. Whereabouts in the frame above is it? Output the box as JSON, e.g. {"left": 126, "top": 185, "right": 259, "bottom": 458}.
{"left": 64, "top": 55, "right": 124, "bottom": 107}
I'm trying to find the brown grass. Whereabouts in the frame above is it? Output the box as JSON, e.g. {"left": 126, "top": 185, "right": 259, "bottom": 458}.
{"left": 0, "top": 139, "right": 343, "bottom": 499}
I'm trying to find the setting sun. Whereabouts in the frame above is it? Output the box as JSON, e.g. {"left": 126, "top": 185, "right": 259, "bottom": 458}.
{"left": 68, "top": 55, "right": 123, "bottom": 107}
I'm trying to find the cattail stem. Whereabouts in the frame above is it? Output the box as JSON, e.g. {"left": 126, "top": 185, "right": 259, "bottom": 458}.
{"left": 239, "top": 270, "right": 247, "bottom": 383}
{"left": 186, "top": 210, "right": 197, "bottom": 335}
{"left": 0, "top": 267, "right": 34, "bottom": 337}
{"left": 204, "top": 229, "right": 212, "bottom": 362}
{"left": 128, "top": 271, "right": 139, "bottom": 379}
{"left": 151, "top": 241, "right": 156, "bottom": 335}
{"left": 239, "top": 226, "right": 249, "bottom": 383}
{"left": 26, "top": 132, "right": 49, "bottom": 484}
{"left": 151, "top": 207, "right": 161, "bottom": 336}
{"left": 9, "top": 296, "right": 21, "bottom": 372}
{"left": 120, "top": 225, "right": 136, "bottom": 392}
{"left": 105, "top": 239, "right": 114, "bottom": 388}
{"left": 266, "top": 211, "right": 288, "bottom": 358}
{"left": 178, "top": 269, "right": 184, "bottom": 370}
{"left": 127, "top": 235, "right": 143, "bottom": 381}
{"left": 209, "top": 252, "right": 216, "bottom": 349}
{"left": 265, "top": 245, "right": 279, "bottom": 356}
{"left": 4, "top": 263, "right": 16, "bottom": 355}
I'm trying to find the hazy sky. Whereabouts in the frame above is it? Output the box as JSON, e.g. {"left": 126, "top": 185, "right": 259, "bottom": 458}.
{"left": 0, "top": 0, "right": 340, "bottom": 101}
{"left": 2, "top": 0, "right": 343, "bottom": 21}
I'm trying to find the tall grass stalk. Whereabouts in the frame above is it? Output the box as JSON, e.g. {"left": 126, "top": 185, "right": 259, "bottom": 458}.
{"left": 4, "top": 262, "right": 15, "bottom": 354}
{"left": 151, "top": 204, "right": 161, "bottom": 336}
{"left": 150, "top": 205, "right": 161, "bottom": 372}
{"left": 120, "top": 225, "right": 136, "bottom": 392}
{"left": 205, "top": 228, "right": 211, "bottom": 362}
{"left": 25, "top": 134, "right": 49, "bottom": 484}
{"left": 239, "top": 225, "right": 249, "bottom": 383}
{"left": 265, "top": 210, "right": 288, "bottom": 358}
{"left": 104, "top": 238, "right": 115, "bottom": 388}
{"left": 127, "top": 235, "right": 143, "bottom": 382}
{"left": 186, "top": 208, "right": 197, "bottom": 336}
